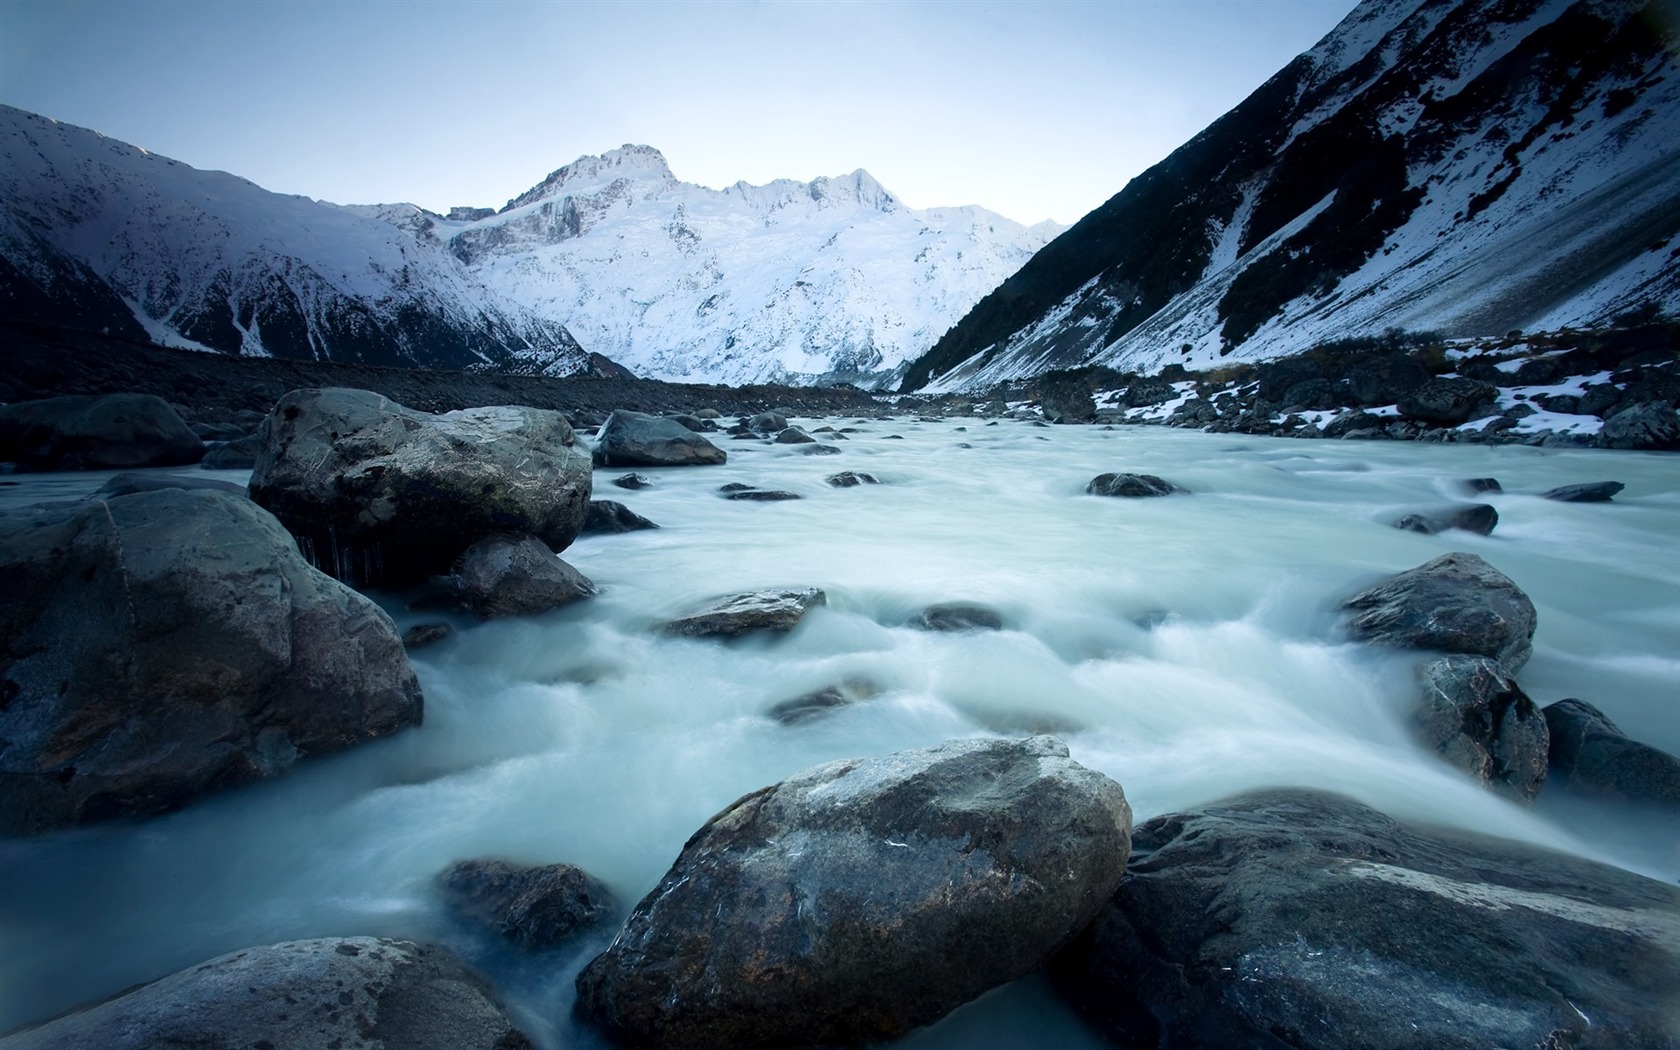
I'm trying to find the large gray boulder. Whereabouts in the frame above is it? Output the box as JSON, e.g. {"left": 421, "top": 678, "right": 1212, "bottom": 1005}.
{"left": 0, "top": 489, "right": 422, "bottom": 835}
{"left": 0, "top": 393, "right": 203, "bottom": 471}
{"left": 1087, "top": 473, "right": 1184, "bottom": 498}
{"left": 1053, "top": 788, "right": 1680, "bottom": 1050}
{"left": 1391, "top": 503, "right": 1497, "bottom": 536}
{"left": 576, "top": 736, "right": 1132, "bottom": 1050}
{"left": 0, "top": 938, "right": 529, "bottom": 1050}
{"left": 247, "top": 388, "right": 591, "bottom": 588}
{"left": 1416, "top": 655, "right": 1549, "bottom": 800}
{"left": 1600, "top": 401, "right": 1680, "bottom": 451}
{"left": 1544, "top": 698, "right": 1680, "bottom": 810}
{"left": 594, "top": 410, "right": 727, "bottom": 467}
{"left": 446, "top": 534, "right": 596, "bottom": 619}
{"left": 1342, "top": 552, "right": 1537, "bottom": 672}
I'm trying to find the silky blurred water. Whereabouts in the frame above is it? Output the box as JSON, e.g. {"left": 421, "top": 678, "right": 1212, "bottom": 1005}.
{"left": 2, "top": 419, "right": 1677, "bottom": 1047}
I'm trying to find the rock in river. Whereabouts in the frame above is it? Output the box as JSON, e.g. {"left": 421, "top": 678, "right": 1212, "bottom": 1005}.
{"left": 0, "top": 393, "right": 203, "bottom": 471}
{"left": 661, "top": 588, "right": 826, "bottom": 638}
{"left": 247, "top": 388, "right": 591, "bottom": 588}
{"left": 594, "top": 409, "right": 727, "bottom": 467}
{"left": 1416, "top": 655, "right": 1548, "bottom": 800}
{"left": 1053, "top": 788, "right": 1680, "bottom": 1050}
{"left": 0, "top": 489, "right": 422, "bottom": 835}
{"left": 583, "top": 499, "right": 660, "bottom": 535}
{"left": 0, "top": 937, "right": 529, "bottom": 1050}
{"left": 1540, "top": 481, "right": 1625, "bottom": 503}
{"left": 1087, "top": 473, "right": 1184, "bottom": 498}
{"left": 1391, "top": 503, "right": 1497, "bottom": 536}
{"left": 1342, "top": 552, "right": 1537, "bottom": 673}
{"left": 575, "top": 736, "right": 1132, "bottom": 1050}
{"left": 1544, "top": 698, "right": 1680, "bottom": 811}
{"left": 440, "top": 858, "right": 616, "bottom": 950}
{"left": 446, "top": 533, "right": 596, "bottom": 619}
{"left": 912, "top": 602, "right": 1004, "bottom": 632}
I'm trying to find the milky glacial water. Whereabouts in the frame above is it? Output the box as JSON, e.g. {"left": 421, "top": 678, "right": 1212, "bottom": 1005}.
{"left": 2, "top": 419, "right": 1677, "bottom": 1047}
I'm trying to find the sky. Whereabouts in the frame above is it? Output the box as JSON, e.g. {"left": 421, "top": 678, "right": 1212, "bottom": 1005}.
{"left": 0, "top": 0, "right": 1360, "bottom": 227}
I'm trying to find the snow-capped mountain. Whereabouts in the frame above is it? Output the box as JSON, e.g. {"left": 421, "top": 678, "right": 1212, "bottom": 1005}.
{"left": 0, "top": 104, "right": 587, "bottom": 373}
{"left": 371, "top": 145, "right": 1060, "bottom": 386}
{"left": 904, "top": 0, "right": 1680, "bottom": 392}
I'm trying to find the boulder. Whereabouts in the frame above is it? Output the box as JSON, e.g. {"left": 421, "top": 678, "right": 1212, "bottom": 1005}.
{"left": 247, "top": 388, "right": 591, "bottom": 588}
{"left": 1540, "top": 481, "right": 1625, "bottom": 502}
{"left": 440, "top": 858, "right": 616, "bottom": 950}
{"left": 1398, "top": 377, "right": 1498, "bottom": 424}
{"left": 613, "top": 472, "right": 653, "bottom": 490}
{"left": 0, "top": 489, "right": 422, "bottom": 836}
{"left": 721, "top": 488, "right": 801, "bottom": 501}
{"left": 826, "top": 471, "right": 879, "bottom": 487}
{"left": 1543, "top": 698, "right": 1680, "bottom": 810}
{"left": 1087, "top": 473, "right": 1184, "bottom": 498}
{"left": 773, "top": 427, "right": 816, "bottom": 444}
{"left": 746, "top": 411, "right": 788, "bottom": 434}
{"left": 1342, "top": 552, "right": 1537, "bottom": 672}
{"left": 1347, "top": 354, "right": 1429, "bottom": 406}
{"left": 0, "top": 938, "right": 529, "bottom": 1050}
{"left": 446, "top": 534, "right": 596, "bottom": 619}
{"left": 582, "top": 499, "right": 660, "bottom": 534}
{"left": 668, "top": 413, "right": 716, "bottom": 433}
{"left": 912, "top": 602, "right": 1004, "bottom": 632}
{"left": 1322, "top": 409, "right": 1383, "bottom": 438}
{"left": 592, "top": 409, "right": 727, "bottom": 468}
{"left": 199, "top": 432, "right": 262, "bottom": 470}
{"left": 575, "top": 737, "right": 1132, "bottom": 1050}
{"left": 1600, "top": 401, "right": 1680, "bottom": 450}
{"left": 0, "top": 393, "right": 203, "bottom": 471}
{"left": 661, "top": 588, "right": 826, "bottom": 638}
{"left": 1461, "top": 477, "right": 1502, "bottom": 494}
{"left": 94, "top": 472, "right": 246, "bottom": 499}
{"left": 1054, "top": 789, "right": 1680, "bottom": 1050}
{"left": 1042, "top": 384, "right": 1097, "bottom": 424}
{"left": 1391, "top": 503, "right": 1498, "bottom": 536}
{"left": 1416, "top": 656, "right": 1549, "bottom": 800}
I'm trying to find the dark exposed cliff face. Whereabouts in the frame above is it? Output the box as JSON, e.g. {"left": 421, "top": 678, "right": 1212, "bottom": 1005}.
{"left": 906, "top": 0, "right": 1680, "bottom": 392}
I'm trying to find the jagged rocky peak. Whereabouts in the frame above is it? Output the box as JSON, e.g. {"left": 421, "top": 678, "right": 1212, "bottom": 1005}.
{"left": 503, "top": 144, "right": 675, "bottom": 211}
{"left": 448, "top": 206, "right": 495, "bottom": 222}
{"left": 808, "top": 169, "right": 898, "bottom": 212}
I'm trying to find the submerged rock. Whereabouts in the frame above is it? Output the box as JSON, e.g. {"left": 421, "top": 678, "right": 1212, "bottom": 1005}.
{"left": 773, "top": 426, "right": 816, "bottom": 444}
{"left": 1540, "top": 481, "right": 1625, "bottom": 502}
{"left": 721, "top": 487, "right": 802, "bottom": 501}
{"left": 0, "top": 937, "right": 529, "bottom": 1050}
{"left": 797, "top": 443, "right": 842, "bottom": 455}
{"left": 661, "top": 587, "right": 827, "bottom": 637}
{"left": 248, "top": 388, "right": 591, "bottom": 588}
{"left": 575, "top": 736, "right": 1132, "bottom": 1050}
{"left": 912, "top": 602, "right": 1004, "bottom": 632}
{"left": 583, "top": 499, "right": 660, "bottom": 534}
{"left": 1087, "top": 473, "right": 1184, "bottom": 498}
{"left": 1342, "top": 552, "right": 1537, "bottom": 672}
{"left": 402, "top": 622, "right": 454, "bottom": 650}
{"left": 1416, "top": 655, "right": 1549, "bottom": 800}
{"left": 440, "top": 859, "right": 616, "bottom": 950}
{"left": 0, "top": 489, "right": 422, "bottom": 835}
{"left": 0, "top": 393, "right": 203, "bottom": 471}
{"left": 94, "top": 472, "right": 246, "bottom": 499}
{"left": 826, "top": 470, "right": 879, "bottom": 487}
{"left": 1053, "top": 788, "right": 1680, "bottom": 1050}
{"left": 1462, "top": 477, "right": 1502, "bottom": 494}
{"left": 593, "top": 409, "right": 727, "bottom": 467}
{"left": 1543, "top": 699, "right": 1680, "bottom": 810}
{"left": 447, "top": 534, "right": 596, "bottom": 619}
{"left": 767, "top": 678, "right": 880, "bottom": 725}
{"left": 1391, "top": 503, "right": 1498, "bottom": 536}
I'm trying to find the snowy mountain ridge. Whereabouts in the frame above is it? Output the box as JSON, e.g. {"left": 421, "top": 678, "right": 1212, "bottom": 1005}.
{"left": 906, "top": 0, "right": 1680, "bottom": 392}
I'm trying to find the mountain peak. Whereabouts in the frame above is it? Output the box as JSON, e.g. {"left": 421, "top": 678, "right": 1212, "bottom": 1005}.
{"left": 808, "top": 169, "right": 897, "bottom": 212}
{"left": 503, "top": 144, "right": 674, "bottom": 211}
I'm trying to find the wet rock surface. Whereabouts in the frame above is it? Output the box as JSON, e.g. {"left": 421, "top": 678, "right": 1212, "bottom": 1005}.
{"left": 247, "top": 388, "right": 591, "bottom": 588}
{"left": 912, "top": 602, "right": 1004, "bottom": 632}
{"left": 1416, "top": 655, "right": 1549, "bottom": 800}
{"left": 439, "top": 858, "right": 616, "bottom": 950}
{"left": 1391, "top": 503, "right": 1497, "bottom": 536}
{"left": 445, "top": 534, "right": 596, "bottom": 619}
{"left": 1544, "top": 699, "right": 1680, "bottom": 810}
{"left": 1342, "top": 552, "right": 1537, "bottom": 672}
{"left": 0, "top": 937, "right": 530, "bottom": 1050}
{"left": 661, "top": 588, "right": 827, "bottom": 638}
{"left": 826, "top": 470, "right": 879, "bottom": 487}
{"left": 0, "top": 392, "right": 203, "bottom": 471}
{"left": 582, "top": 499, "right": 660, "bottom": 534}
{"left": 1053, "top": 788, "right": 1680, "bottom": 1050}
{"left": 575, "top": 736, "right": 1132, "bottom": 1050}
{"left": 0, "top": 489, "right": 422, "bottom": 835}
{"left": 1086, "top": 473, "right": 1184, "bottom": 498}
{"left": 594, "top": 410, "right": 727, "bottom": 467}
{"left": 1541, "top": 481, "right": 1625, "bottom": 502}
{"left": 767, "top": 679, "right": 880, "bottom": 725}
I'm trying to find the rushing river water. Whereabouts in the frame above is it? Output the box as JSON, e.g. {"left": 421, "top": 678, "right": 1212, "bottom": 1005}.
{"left": 2, "top": 417, "right": 1677, "bottom": 1047}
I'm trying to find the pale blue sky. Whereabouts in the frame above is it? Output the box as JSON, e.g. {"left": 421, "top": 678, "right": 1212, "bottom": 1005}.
{"left": 1, "top": 0, "right": 1359, "bottom": 225}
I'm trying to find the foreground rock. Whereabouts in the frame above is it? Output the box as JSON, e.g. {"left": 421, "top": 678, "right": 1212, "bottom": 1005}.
{"left": 0, "top": 490, "right": 422, "bottom": 835}
{"left": 440, "top": 858, "right": 616, "bottom": 950}
{"left": 0, "top": 393, "right": 204, "bottom": 471}
{"left": 582, "top": 499, "right": 660, "bottom": 534}
{"left": 1391, "top": 503, "right": 1497, "bottom": 536}
{"left": 1053, "top": 788, "right": 1680, "bottom": 1050}
{"left": 1087, "top": 473, "right": 1184, "bottom": 498}
{"left": 0, "top": 937, "right": 529, "bottom": 1050}
{"left": 248, "top": 388, "right": 591, "bottom": 588}
{"left": 1417, "top": 656, "right": 1548, "bottom": 800}
{"left": 1540, "top": 481, "right": 1625, "bottom": 502}
{"left": 1342, "top": 552, "right": 1537, "bottom": 672}
{"left": 576, "top": 736, "right": 1132, "bottom": 1050}
{"left": 1544, "top": 699, "right": 1680, "bottom": 810}
{"left": 661, "top": 588, "right": 826, "bottom": 638}
{"left": 594, "top": 410, "right": 727, "bottom": 467}
{"left": 446, "top": 534, "right": 596, "bottom": 619}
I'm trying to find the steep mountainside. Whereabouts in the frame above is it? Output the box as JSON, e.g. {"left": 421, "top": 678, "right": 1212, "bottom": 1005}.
{"left": 0, "top": 105, "right": 588, "bottom": 373}
{"left": 368, "top": 146, "right": 1060, "bottom": 387}
{"left": 905, "top": 0, "right": 1680, "bottom": 392}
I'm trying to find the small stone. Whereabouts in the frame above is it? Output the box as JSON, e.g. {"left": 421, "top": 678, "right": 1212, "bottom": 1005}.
{"left": 1087, "top": 473, "right": 1184, "bottom": 498}
{"left": 613, "top": 472, "right": 653, "bottom": 490}
{"left": 826, "top": 471, "right": 879, "bottom": 487}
